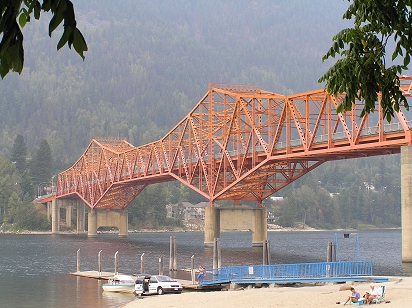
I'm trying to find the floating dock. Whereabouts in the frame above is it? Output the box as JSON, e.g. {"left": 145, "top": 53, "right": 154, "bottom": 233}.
{"left": 70, "top": 271, "right": 221, "bottom": 291}
{"left": 71, "top": 270, "right": 117, "bottom": 280}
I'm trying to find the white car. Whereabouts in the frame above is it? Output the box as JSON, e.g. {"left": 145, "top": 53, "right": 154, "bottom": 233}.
{"left": 135, "top": 275, "right": 183, "bottom": 295}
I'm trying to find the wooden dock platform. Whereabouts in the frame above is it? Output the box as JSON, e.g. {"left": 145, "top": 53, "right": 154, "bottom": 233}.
{"left": 69, "top": 271, "right": 225, "bottom": 291}
{"left": 70, "top": 271, "right": 118, "bottom": 280}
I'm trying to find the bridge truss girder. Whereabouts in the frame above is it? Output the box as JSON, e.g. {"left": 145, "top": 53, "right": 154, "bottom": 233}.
{"left": 56, "top": 77, "right": 412, "bottom": 209}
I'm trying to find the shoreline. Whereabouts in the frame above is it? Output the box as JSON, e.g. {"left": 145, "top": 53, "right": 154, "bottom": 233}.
{"left": 0, "top": 226, "right": 402, "bottom": 235}
{"left": 122, "top": 276, "right": 412, "bottom": 308}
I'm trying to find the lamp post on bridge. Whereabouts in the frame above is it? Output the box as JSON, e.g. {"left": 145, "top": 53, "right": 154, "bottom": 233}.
{"left": 37, "top": 182, "right": 50, "bottom": 198}
{"left": 51, "top": 174, "right": 56, "bottom": 194}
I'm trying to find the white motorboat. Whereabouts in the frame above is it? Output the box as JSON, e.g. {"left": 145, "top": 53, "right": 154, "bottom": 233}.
{"left": 102, "top": 275, "right": 135, "bottom": 293}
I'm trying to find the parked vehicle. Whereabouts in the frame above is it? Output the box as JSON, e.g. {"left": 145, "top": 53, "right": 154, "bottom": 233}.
{"left": 135, "top": 275, "right": 182, "bottom": 295}
{"left": 102, "top": 275, "right": 135, "bottom": 293}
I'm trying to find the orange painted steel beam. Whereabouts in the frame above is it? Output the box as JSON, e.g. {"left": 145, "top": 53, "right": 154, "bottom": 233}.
{"left": 52, "top": 77, "right": 412, "bottom": 210}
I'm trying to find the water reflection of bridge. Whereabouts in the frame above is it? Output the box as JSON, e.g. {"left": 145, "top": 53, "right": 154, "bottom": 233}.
{"left": 41, "top": 76, "right": 412, "bottom": 261}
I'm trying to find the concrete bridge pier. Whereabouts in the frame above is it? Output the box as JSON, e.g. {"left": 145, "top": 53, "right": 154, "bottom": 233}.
{"left": 65, "top": 203, "right": 72, "bottom": 228}
{"left": 401, "top": 146, "right": 412, "bottom": 262}
{"left": 76, "top": 200, "right": 86, "bottom": 233}
{"left": 88, "top": 210, "right": 98, "bottom": 237}
{"left": 87, "top": 209, "right": 128, "bottom": 238}
{"left": 252, "top": 206, "right": 268, "bottom": 247}
{"left": 47, "top": 201, "right": 51, "bottom": 221}
{"left": 118, "top": 211, "right": 128, "bottom": 237}
{"left": 51, "top": 199, "right": 60, "bottom": 234}
{"left": 50, "top": 199, "right": 86, "bottom": 234}
{"left": 204, "top": 203, "right": 267, "bottom": 247}
{"left": 204, "top": 207, "right": 221, "bottom": 246}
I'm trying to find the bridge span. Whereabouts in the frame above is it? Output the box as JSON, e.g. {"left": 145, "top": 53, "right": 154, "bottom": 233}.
{"left": 42, "top": 76, "right": 412, "bottom": 261}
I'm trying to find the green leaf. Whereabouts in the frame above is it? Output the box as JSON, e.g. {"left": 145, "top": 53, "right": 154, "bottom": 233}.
{"left": 338, "top": 38, "right": 344, "bottom": 49}
{"left": 18, "top": 13, "right": 27, "bottom": 28}
{"left": 41, "top": 0, "right": 52, "bottom": 11}
{"left": 49, "top": 13, "right": 64, "bottom": 36}
{"left": 333, "top": 42, "right": 339, "bottom": 52}
{"left": 57, "top": 28, "right": 70, "bottom": 50}
{"left": 72, "top": 28, "right": 88, "bottom": 59}
{"left": 34, "top": 2, "right": 41, "bottom": 20}
{"left": 67, "top": 31, "right": 74, "bottom": 48}
{"left": 404, "top": 54, "right": 410, "bottom": 67}
{"left": 48, "top": 1, "right": 67, "bottom": 36}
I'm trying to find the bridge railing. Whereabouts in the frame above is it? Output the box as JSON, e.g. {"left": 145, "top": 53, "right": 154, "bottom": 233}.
{"left": 202, "top": 260, "right": 372, "bottom": 284}
{"left": 228, "top": 121, "right": 411, "bottom": 155}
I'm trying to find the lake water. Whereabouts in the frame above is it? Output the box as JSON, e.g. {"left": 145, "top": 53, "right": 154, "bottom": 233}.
{"left": 0, "top": 229, "right": 411, "bottom": 308}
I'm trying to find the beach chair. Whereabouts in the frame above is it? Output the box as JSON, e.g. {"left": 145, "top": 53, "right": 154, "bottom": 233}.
{"left": 370, "top": 285, "right": 386, "bottom": 304}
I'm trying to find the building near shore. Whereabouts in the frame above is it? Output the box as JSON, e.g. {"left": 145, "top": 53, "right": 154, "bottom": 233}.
{"left": 166, "top": 202, "right": 208, "bottom": 221}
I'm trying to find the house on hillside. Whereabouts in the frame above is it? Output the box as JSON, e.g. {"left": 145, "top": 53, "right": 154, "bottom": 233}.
{"left": 166, "top": 202, "right": 208, "bottom": 221}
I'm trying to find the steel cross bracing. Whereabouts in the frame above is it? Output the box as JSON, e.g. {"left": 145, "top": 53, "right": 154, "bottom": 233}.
{"left": 56, "top": 77, "right": 412, "bottom": 210}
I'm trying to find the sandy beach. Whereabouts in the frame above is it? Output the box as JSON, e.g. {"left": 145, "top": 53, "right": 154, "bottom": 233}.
{"left": 122, "top": 277, "right": 412, "bottom": 308}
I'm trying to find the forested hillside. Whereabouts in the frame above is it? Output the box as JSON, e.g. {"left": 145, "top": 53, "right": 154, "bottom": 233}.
{"left": 272, "top": 155, "right": 401, "bottom": 229}
{"left": 0, "top": 1, "right": 402, "bottom": 230}
{"left": 0, "top": 0, "right": 349, "bottom": 165}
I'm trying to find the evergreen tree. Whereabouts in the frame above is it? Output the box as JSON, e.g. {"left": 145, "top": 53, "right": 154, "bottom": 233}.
{"left": 0, "top": 157, "right": 20, "bottom": 222}
{"left": 30, "top": 139, "right": 53, "bottom": 188}
{"left": 20, "top": 173, "right": 34, "bottom": 199}
{"left": 10, "top": 134, "right": 27, "bottom": 175}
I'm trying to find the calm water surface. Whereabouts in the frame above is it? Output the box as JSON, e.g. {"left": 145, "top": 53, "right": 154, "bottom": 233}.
{"left": 0, "top": 230, "right": 410, "bottom": 308}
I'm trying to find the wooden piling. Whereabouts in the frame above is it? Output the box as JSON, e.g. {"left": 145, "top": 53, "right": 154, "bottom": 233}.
{"left": 213, "top": 237, "right": 221, "bottom": 272}
{"left": 140, "top": 253, "right": 145, "bottom": 274}
{"left": 98, "top": 250, "right": 102, "bottom": 277}
{"left": 173, "top": 236, "right": 177, "bottom": 270}
{"left": 114, "top": 251, "right": 118, "bottom": 275}
{"left": 169, "top": 236, "right": 177, "bottom": 271}
{"left": 263, "top": 240, "right": 268, "bottom": 265}
{"left": 327, "top": 241, "right": 332, "bottom": 262}
{"left": 191, "top": 255, "right": 195, "bottom": 284}
{"left": 76, "top": 249, "right": 80, "bottom": 272}
{"left": 327, "top": 241, "right": 336, "bottom": 262}
{"left": 158, "top": 255, "right": 164, "bottom": 275}
{"left": 217, "top": 238, "right": 221, "bottom": 269}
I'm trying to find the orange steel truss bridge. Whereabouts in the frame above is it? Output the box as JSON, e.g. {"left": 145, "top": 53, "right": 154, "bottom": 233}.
{"left": 53, "top": 76, "right": 412, "bottom": 211}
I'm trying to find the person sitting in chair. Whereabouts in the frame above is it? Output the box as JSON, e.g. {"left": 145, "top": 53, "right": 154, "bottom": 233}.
{"left": 365, "top": 283, "right": 379, "bottom": 304}
{"left": 343, "top": 287, "right": 361, "bottom": 305}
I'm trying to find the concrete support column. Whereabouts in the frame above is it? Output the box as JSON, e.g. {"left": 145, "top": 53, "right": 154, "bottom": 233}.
{"left": 66, "top": 205, "right": 72, "bottom": 228}
{"left": 118, "top": 211, "right": 128, "bottom": 238}
{"left": 76, "top": 200, "right": 85, "bottom": 233}
{"left": 401, "top": 146, "right": 412, "bottom": 262}
{"left": 47, "top": 201, "right": 52, "bottom": 222}
{"left": 204, "top": 207, "right": 220, "bottom": 246}
{"left": 51, "top": 199, "right": 60, "bottom": 234}
{"left": 252, "top": 207, "right": 267, "bottom": 247}
{"left": 88, "top": 210, "right": 97, "bottom": 238}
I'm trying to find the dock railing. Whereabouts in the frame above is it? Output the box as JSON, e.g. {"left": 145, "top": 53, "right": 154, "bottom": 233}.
{"left": 202, "top": 260, "right": 372, "bottom": 285}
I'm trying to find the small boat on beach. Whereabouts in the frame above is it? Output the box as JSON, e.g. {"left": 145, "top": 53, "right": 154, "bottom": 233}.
{"left": 102, "top": 275, "right": 135, "bottom": 293}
